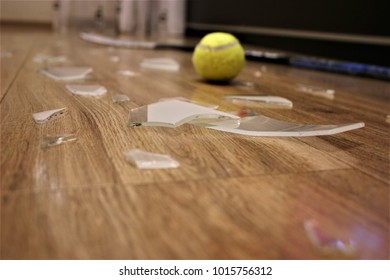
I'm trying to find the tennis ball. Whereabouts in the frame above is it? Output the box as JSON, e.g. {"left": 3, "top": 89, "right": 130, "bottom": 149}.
{"left": 192, "top": 32, "right": 245, "bottom": 82}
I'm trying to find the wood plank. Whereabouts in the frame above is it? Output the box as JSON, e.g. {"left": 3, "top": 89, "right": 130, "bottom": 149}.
{"left": 1, "top": 170, "right": 387, "bottom": 259}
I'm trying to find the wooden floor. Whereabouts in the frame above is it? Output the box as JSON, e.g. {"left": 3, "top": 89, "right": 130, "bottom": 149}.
{"left": 1, "top": 25, "right": 389, "bottom": 260}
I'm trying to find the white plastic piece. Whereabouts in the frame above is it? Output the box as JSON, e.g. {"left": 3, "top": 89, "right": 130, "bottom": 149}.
{"left": 66, "top": 84, "right": 107, "bottom": 97}
{"left": 33, "top": 54, "right": 66, "bottom": 63}
{"left": 140, "top": 58, "right": 180, "bottom": 72}
{"left": 128, "top": 100, "right": 238, "bottom": 127}
{"left": 207, "top": 115, "right": 365, "bottom": 137}
{"left": 32, "top": 108, "right": 67, "bottom": 123}
{"left": 123, "top": 149, "right": 180, "bottom": 169}
{"left": 40, "top": 67, "right": 92, "bottom": 81}
{"left": 223, "top": 95, "right": 293, "bottom": 108}
{"left": 158, "top": 96, "right": 219, "bottom": 109}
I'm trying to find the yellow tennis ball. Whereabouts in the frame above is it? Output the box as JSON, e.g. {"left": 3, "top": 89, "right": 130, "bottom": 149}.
{"left": 192, "top": 32, "right": 245, "bottom": 82}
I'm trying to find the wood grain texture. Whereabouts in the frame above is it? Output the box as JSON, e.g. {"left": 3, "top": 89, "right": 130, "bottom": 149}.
{"left": 1, "top": 25, "right": 389, "bottom": 260}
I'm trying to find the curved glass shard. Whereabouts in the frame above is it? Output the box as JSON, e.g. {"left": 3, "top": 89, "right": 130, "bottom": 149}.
{"left": 32, "top": 108, "right": 67, "bottom": 123}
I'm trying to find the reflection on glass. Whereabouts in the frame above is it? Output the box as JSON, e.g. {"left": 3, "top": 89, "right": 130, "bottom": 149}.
{"left": 32, "top": 108, "right": 67, "bottom": 123}
{"left": 66, "top": 84, "right": 107, "bottom": 97}
{"left": 223, "top": 95, "right": 293, "bottom": 109}
{"left": 41, "top": 133, "right": 77, "bottom": 148}
{"left": 128, "top": 100, "right": 238, "bottom": 127}
{"left": 123, "top": 149, "right": 180, "bottom": 169}
{"left": 40, "top": 67, "right": 92, "bottom": 81}
{"left": 296, "top": 83, "right": 335, "bottom": 99}
{"left": 304, "top": 219, "right": 357, "bottom": 258}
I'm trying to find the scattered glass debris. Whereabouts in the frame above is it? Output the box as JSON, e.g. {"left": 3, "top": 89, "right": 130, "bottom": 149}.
{"left": 206, "top": 115, "right": 365, "bottom": 137}
{"left": 33, "top": 54, "right": 66, "bottom": 64}
{"left": 41, "top": 133, "right": 77, "bottom": 148}
{"left": 40, "top": 67, "right": 92, "bottom": 81}
{"left": 158, "top": 96, "right": 219, "bottom": 109}
{"left": 128, "top": 100, "right": 238, "bottom": 127}
{"left": 117, "top": 70, "right": 140, "bottom": 77}
{"left": 123, "top": 149, "right": 180, "bottom": 169}
{"left": 296, "top": 83, "right": 335, "bottom": 99}
{"left": 32, "top": 108, "right": 67, "bottom": 123}
{"left": 140, "top": 58, "right": 180, "bottom": 72}
{"left": 223, "top": 95, "right": 293, "bottom": 109}
{"left": 66, "top": 84, "right": 107, "bottom": 97}
{"left": 304, "top": 219, "right": 357, "bottom": 257}
{"left": 112, "top": 94, "right": 130, "bottom": 103}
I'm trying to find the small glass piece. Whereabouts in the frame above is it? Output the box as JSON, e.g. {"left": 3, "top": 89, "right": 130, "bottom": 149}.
{"left": 123, "top": 149, "right": 180, "bottom": 169}
{"left": 158, "top": 96, "right": 219, "bottom": 109}
{"left": 223, "top": 95, "right": 293, "bottom": 109}
{"left": 304, "top": 219, "right": 357, "bottom": 257}
{"left": 32, "top": 107, "right": 67, "bottom": 123}
{"left": 41, "top": 133, "right": 77, "bottom": 148}
{"left": 140, "top": 58, "right": 180, "bottom": 72}
{"left": 109, "top": 55, "right": 120, "bottom": 62}
{"left": 254, "top": 71, "right": 262, "bottom": 77}
{"left": 296, "top": 83, "right": 335, "bottom": 99}
{"left": 233, "top": 81, "right": 256, "bottom": 88}
{"left": 206, "top": 115, "right": 365, "bottom": 137}
{"left": 33, "top": 54, "right": 66, "bottom": 63}
{"left": 40, "top": 67, "right": 92, "bottom": 81}
{"left": 66, "top": 84, "right": 107, "bottom": 97}
{"left": 117, "top": 70, "right": 140, "bottom": 77}
{"left": 112, "top": 94, "right": 130, "bottom": 103}
{"left": 128, "top": 100, "right": 238, "bottom": 127}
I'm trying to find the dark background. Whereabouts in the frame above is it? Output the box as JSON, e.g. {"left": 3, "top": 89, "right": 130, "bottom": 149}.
{"left": 185, "top": 0, "right": 390, "bottom": 66}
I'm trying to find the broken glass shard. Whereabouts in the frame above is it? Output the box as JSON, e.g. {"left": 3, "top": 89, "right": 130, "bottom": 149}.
{"left": 128, "top": 100, "right": 238, "bottom": 127}
{"left": 117, "top": 70, "right": 140, "bottom": 77}
{"left": 32, "top": 108, "right": 67, "bottom": 123}
{"left": 40, "top": 67, "right": 92, "bottom": 81}
{"left": 296, "top": 83, "right": 335, "bottom": 99}
{"left": 223, "top": 95, "right": 293, "bottom": 108}
{"left": 205, "top": 115, "right": 365, "bottom": 137}
{"left": 112, "top": 94, "right": 130, "bottom": 103}
{"left": 158, "top": 96, "right": 219, "bottom": 109}
{"left": 66, "top": 84, "right": 107, "bottom": 97}
{"left": 140, "top": 58, "right": 180, "bottom": 72}
{"left": 33, "top": 54, "right": 66, "bottom": 63}
{"left": 123, "top": 149, "right": 180, "bottom": 169}
{"left": 41, "top": 133, "right": 77, "bottom": 148}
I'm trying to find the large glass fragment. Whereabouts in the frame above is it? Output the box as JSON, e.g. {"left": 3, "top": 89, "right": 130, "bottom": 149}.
{"left": 206, "top": 115, "right": 364, "bottom": 137}
{"left": 128, "top": 100, "right": 238, "bottom": 127}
